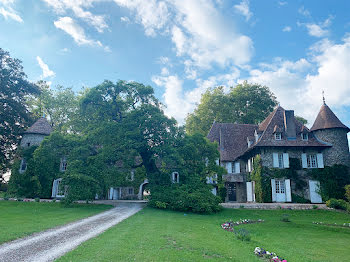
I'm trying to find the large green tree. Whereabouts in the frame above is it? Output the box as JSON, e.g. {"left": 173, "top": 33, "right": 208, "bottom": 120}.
{"left": 0, "top": 48, "right": 39, "bottom": 175}
{"left": 185, "top": 81, "right": 277, "bottom": 135}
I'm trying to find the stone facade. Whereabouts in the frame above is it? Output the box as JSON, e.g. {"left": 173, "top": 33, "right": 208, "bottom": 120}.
{"left": 313, "top": 128, "right": 350, "bottom": 167}
{"left": 20, "top": 134, "right": 47, "bottom": 148}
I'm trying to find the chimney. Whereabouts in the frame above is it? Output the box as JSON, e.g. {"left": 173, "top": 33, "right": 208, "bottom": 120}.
{"left": 284, "top": 110, "right": 296, "bottom": 139}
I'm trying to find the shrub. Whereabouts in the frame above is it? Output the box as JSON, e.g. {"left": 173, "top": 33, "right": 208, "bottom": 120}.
{"left": 17, "top": 198, "right": 23, "bottom": 201}
{"left": 345, "top": 185, "right": 350, "bottom": 202}
{"left": 326, "top": 198, "right": 349, "bottom": 211}
{"left": 52, "top": 198, "right": 56, "bottom": 203}
{"left": 313, "top": 205, "right": 318, "bottom": 210}
{"left": 34, "top": 197, "right": 40, "bottom": 202}
{"left": 234, "top": 228, "right": 251, "bottom": 241}
{"left": 292, "top": 193, "right": 310, "bottom": 204}
{"left": 4, "top": 196, "right": 9, "bottom": 201}
{"left": 149, "top": 184, "right": 222, "bottom": 214}
{"left": 281, "top": 214, "right": 290, "bottom": 222}
{"left": 60, "top": 197, "right": 73, "bottom": 207}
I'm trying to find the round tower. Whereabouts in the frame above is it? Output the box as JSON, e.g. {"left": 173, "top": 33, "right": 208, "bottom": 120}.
{"left": 20, "top": 117, "right": 52, "bottom": 148}
{"left": 310, "top": 103, "right": 350, "bottom": 167}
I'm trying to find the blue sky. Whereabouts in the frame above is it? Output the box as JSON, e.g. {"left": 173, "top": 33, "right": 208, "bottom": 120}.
{"left": 1, "top": 0, "right": 350, "bottom": 129}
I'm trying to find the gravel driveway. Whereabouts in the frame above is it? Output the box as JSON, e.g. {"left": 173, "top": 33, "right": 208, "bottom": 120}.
{"left": 0, "top": 202, "right": 145, "bottom": 262}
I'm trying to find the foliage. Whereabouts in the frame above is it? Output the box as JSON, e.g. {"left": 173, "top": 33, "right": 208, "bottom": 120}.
{"left": 35, "top": 197, "right": 40, "bottom": 202}
{"left": 326, "top": 198, "right": 349, "bottom": 211}
{"left": 26, "top": 81, "right": 79, "bottom": 132}
{"left": 234, "top": 228, "right": 251, "bottom": 241}
{"left": 291, "top": 193, "right": 310, "bottom": 204}
{"left": 149, "top": 183, "right": 222, "bottom": 214}
{"left": 345, "top": 184, "right": 350, "bottom": 202}
{"left": 295, "top": 116, "right": 308, "bottom": 125}
{"left": 185, "top": 81, "right": 277, "bottom": 135}
{"left": 309, "top": 165, "right": 350, "bottom": 200}
{"left": 62, "top": 173, "right": 100, "bottom": 203}
{"left": 250, "top": 155, "right": 272, "bottom": 203}
{"left": 0, "top": 48, "right": 39, "bottom": 173}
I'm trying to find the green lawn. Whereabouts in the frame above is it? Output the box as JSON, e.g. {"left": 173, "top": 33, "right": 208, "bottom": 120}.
{"left": 58, "top": 207, "right": 350, "bottom": 262}
{"left": 0, "top": 201, "right": 112, "bottom": 244}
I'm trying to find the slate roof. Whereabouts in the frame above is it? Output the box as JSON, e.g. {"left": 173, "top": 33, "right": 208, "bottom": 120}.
{"left": 251, "top": 106, "right": 330, "bottom": 149}
{"left": 207, "top": 105, "right": 330, "bottom": 161}
{"left": 310, "top": 103, "right": 350, "bottom": 132}
{"left": 207, "top": 123, "right": 258, "bottom": 161}
{"left": 24, "top": 117, "right": 52, "bottom": 135}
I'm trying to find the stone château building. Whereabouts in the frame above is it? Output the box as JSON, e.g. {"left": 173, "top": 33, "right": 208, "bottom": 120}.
{"left": 207, "top": 102, "right": 350, "bottom": 203}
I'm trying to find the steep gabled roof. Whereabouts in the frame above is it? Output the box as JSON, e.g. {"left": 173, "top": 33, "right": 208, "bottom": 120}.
{"left": 207, "top": 123, "right": 258, "bottom": 161}
{"left": 310, "top": 103, "right": 350, "bottom": 132}
{"left": 24, "top": 117, "right": 52, "bottom": 135}
{"left": 251, "top": 106, "right": 329, "bottom": 148}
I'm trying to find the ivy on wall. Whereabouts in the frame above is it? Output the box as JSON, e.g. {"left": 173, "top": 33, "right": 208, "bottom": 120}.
{"left": 308, "top": 165, "right": 350, "bottom": 201}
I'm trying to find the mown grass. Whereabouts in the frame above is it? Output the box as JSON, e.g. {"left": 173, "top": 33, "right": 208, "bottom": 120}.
{"left": 0, "top": 201, "right": 112, "bottom": 244}
{"left": 58, "top": 207, "right": 350, "bottom": 262}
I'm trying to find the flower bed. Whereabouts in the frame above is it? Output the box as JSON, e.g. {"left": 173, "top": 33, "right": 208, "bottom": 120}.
{"left": 254, "top": 247, "right": 287, "bottom": 262}
{"left": 221, "top": 219, "right": 264, "bottom": 232}
{"left": 312, "top": 222, "right": 350, "bottom": 228}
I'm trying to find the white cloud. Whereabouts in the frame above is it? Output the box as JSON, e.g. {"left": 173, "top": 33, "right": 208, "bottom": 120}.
{"left": 298, "top": 6, "right": 310, "bottom": 17}
{"left": 152, "top": 67, "right": 241, "bottom": 124}
{"left": 246, "top": 36, "right": 350, "bottom": 124}
{"left": 282, "top": 26, "right": 291, "bottom": 32}
{"left": 114, "top": 0, "right": 253, "bottom": 76}
{"left": 54, "top": 16, "right": 109, "bottom": 51}
{"left": 0, "top": 0, "right": 22, "bottom": 22}
{"left": 36, "top": 56, "right": 55, "bottom": 78}
{"left": 234, "top": 0, "right": 252, "bottom": 21}
{"left": 120, "top": 16, "right": 130, "bottom": 23}
{"left": 298, "top": 15, "right": 334, "bottom": 38}
{"left": 114, "top": 0, "right": 169, "bottom": 37}
{"left": 42, "top": 0, "right": 108, "bottom": 33}
{"left": 278, "top": 1, "right": 287, "bottom": 6}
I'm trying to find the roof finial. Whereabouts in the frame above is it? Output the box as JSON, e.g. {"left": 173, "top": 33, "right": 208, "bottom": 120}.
{"left": 322, "top": 90, "right": 326, "bottom": 105}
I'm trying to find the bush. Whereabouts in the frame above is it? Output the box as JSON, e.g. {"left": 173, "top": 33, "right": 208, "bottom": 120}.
{"left": 326, "top": 198, "right": 349, "bottom": 211}
{"left": 292, "top": 193, "right": 310, "bottom": 204}
{"left": 345, "top": 185, "right": 350, "bottom": 202}
{"left": 52, "top": 198, "right": 56, "bottom": 203}
{"left": 234, "top": 228, "right": 251, "bottom": 241}
{"left": 149, "top": 184, "right": 222, "bottom": 214}
{"left": 17, "top": 198, "right": 23, "bottom": 201}
{"left": 34, "top": 197, "right": 40, "bottom": 202}
{"left": 4, "top": 196, "right": 9, "bottom": 201}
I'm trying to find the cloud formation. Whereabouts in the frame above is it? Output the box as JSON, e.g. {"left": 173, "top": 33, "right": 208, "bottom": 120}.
{"left": 36, "top": 56, "right": 55, "bottom": 78}
{"left": 0, "top": 0, "right": 22, "bottom": 22}
{"left": 234, "top": 0, "right": 252, "bottom": 21}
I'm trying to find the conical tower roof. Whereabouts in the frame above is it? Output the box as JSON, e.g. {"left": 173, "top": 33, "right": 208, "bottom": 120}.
{"left": 310, "top": 104, "right": 350, "bottom": 132}
{"left": 24, "top": 117, "right": 52, "bottom": 135}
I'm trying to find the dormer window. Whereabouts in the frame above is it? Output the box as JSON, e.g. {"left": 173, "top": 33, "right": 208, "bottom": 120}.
{"left": 274, "top": 132, "right": 282, "bottom": 140}
{"left": 171, "top": 172, "right": 179, "bottom": 183}
{"left": 60, "top": 157, "right": 67, "bottom": 172}
{"left": 301, "top": 133, "right": 308, "bottom": 141}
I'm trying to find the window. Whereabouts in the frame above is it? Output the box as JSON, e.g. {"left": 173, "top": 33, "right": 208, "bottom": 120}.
{"left": 302, "top": 133, "right": 308, "bottom": 141}
{"left": 275, "top": 180, "right": 285, "bottom": 194}
{"left": 60, "top": 157, "right": 67, "bottom": 172}
{"left": 274, "top": 133, "right": 282, "bottom": 140}
{"left": 307, "top": 154, "right": 318, "bottom": 168}
{"left": 128, "top": 188, "right": 134, "bottom": 195}
{"left": 278, "top": 153, "right": 284, "bottom": 168}
{"left": 19, "top": 159, "right": 27, "bottom": 173}
{"left": 128, "top": 170, "right": 135, "bottom": 181}
{"left": 172, "top": 172, "right": 179, "bottom": 183}
{"left": 57, "top": 180, "right": 65, "bottom": 196}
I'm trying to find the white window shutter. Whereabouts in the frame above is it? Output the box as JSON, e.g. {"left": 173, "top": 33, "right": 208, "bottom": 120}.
{"left": 283, "top": 153, "right": 289, "bottom": 168}
{"left": 246, "top": 182, "right": 253, "bottom": 202}
{"left": 285, "top": 179, "right": 292, "bottom": 202}
{"left": 226, "top": 162, "right": 232, "bottom": 173}
{"left": 273, "top": 153, "right": 279, "bottom": 168}
{"left": 247, "top": 159, "right": 252, "bottom": 172}
{"left": 51, "top": 179, "right": 58, "bottom": 198}
{"left": 301, "top": 153, "right": 307, "bottom": 168}
{"left": 215, "top": 158, "right": 219, "bottom": 166}
{"left": 317, "top": 153, "right": 324, "bottom": 168}
{"left": 271, "top": 179, "right": 276, "bottom": 202}
{"left": 235, "top": 162, "right": 240, "bottom": 174}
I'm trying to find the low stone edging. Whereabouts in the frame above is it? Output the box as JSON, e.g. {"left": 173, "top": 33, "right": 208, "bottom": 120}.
{"left": 221, "top": 202, "right": 330, "bottom": 210}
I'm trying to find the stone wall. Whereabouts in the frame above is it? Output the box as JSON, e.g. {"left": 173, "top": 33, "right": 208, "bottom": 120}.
{"left": 20, "top": 134, "right": 46, "bottom": 148}
{"left": 313, "top": 128, "right": 350, "bottom": 166}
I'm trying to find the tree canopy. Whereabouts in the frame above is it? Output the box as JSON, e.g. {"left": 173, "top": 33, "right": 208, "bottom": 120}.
{"left": 185, "top": 81, "right": 278, "bottom": 136}
{"left": 0, "top": 48, "right": 39, "bottom": 174}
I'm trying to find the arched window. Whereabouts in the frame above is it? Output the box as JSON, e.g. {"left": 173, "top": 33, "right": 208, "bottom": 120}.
{"left": 19, "top": 159, "right": 27, "bottom": 173}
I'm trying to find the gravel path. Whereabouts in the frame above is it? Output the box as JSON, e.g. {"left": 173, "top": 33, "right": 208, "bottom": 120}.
{"left": 0, "top": 202, "right": 145, "bottom": 262}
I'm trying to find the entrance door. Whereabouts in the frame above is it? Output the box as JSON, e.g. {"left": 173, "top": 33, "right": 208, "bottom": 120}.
{"left": 227, "top": 183, "right": 237, "bottom": 201}
{"left": 275, "top": 180, "right": 286, "bottom": 202}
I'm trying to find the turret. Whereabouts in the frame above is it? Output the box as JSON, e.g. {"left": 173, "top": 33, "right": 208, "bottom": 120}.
{"left": 20, "top": 117, "right": 52, "bottom": 148}
{"left": 310, "top": 102, "right": 350, "bottom": 166}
